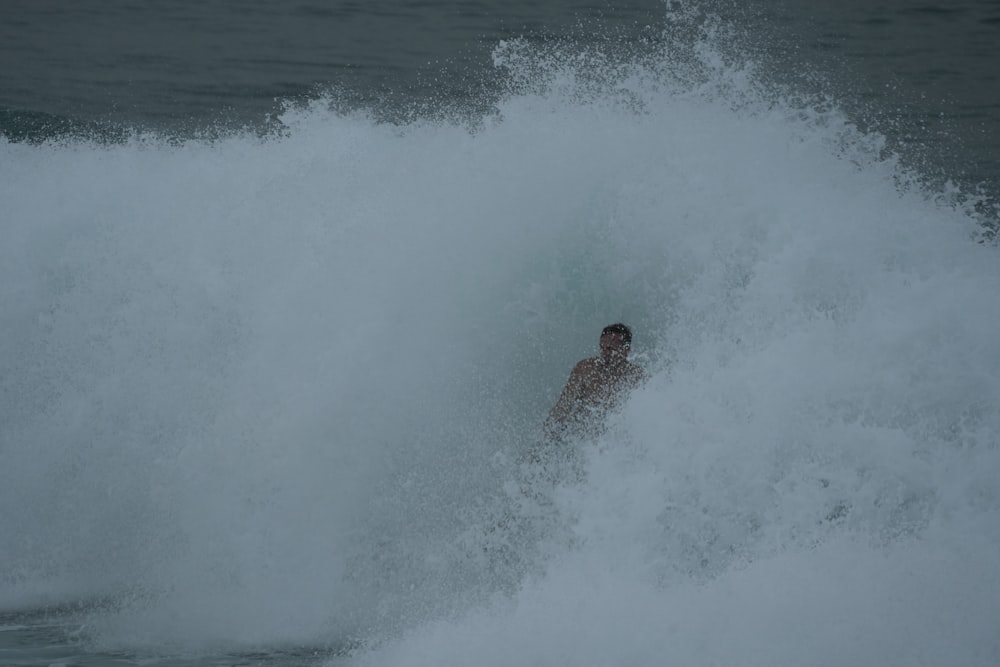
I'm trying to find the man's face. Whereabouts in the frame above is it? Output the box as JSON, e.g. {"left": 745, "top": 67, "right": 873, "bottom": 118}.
{"left": 599, "top": 332, "right": 628, "bottom": 361}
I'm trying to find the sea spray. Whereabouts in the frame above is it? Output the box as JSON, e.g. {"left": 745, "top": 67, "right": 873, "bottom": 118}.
{"left": 1, "top": 18, "right": 997, "bottom": 665}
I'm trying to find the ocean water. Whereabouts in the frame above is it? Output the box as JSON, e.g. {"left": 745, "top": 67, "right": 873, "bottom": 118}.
{"left": 2, "top": 2, "right": 999, "bottom": 667}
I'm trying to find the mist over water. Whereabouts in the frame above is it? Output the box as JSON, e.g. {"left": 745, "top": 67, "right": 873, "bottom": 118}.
{"left": 2, "top": 18, "right": 999, "bottom": 667}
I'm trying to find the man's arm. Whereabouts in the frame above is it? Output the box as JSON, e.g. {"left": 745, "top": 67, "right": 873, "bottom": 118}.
{"left": 544, "top": 360, "right": 589, "bottom": 435}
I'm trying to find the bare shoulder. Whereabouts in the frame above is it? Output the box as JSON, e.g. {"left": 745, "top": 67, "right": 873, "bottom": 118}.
{"left": 572, "top": 357, "right": 599, "bottom": 376}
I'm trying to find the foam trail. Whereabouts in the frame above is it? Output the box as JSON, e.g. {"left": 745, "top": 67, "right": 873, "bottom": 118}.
{"left": 1, "top": 21, "right": 998, "bottom": 666}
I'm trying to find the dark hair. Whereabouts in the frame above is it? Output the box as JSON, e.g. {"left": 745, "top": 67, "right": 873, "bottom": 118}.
{"left": 601, "top": 323, "right": 632, "bottom": 346}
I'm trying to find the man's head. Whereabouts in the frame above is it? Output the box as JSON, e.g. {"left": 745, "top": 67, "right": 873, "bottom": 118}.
{"left": 599, "top": 323, "right": 632, "bottom": 361}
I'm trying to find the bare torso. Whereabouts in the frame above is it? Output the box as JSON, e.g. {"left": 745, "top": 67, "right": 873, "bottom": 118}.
{"left": 545, "top": 356, "right": 645, "bottom": 438}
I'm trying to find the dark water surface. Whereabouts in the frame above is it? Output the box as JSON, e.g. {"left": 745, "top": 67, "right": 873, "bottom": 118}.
{"left": 760, "top": 0, "right": 1000, "bottom": 207}
{"left": 0, "top": 1, "right": 665, "bottom": 128}
{"left": 1, "top": 0, "right": 997, "bottom": 199}
{"left": 0, "top": 614, "right": 343, "bottom": 667}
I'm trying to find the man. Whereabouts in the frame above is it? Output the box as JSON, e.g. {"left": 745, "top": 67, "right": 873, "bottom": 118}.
{"left": 544, "top": 323, "right": 646, "bottom": 440}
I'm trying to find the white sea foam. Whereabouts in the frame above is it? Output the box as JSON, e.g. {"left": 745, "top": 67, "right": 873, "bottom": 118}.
{"left": 1, "top": 24, "right": 997, "bottom": 665}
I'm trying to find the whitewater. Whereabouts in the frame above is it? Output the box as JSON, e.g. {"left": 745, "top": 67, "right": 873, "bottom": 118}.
{"left": 2, "top": 31, "right": 998, "bottom": 667}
